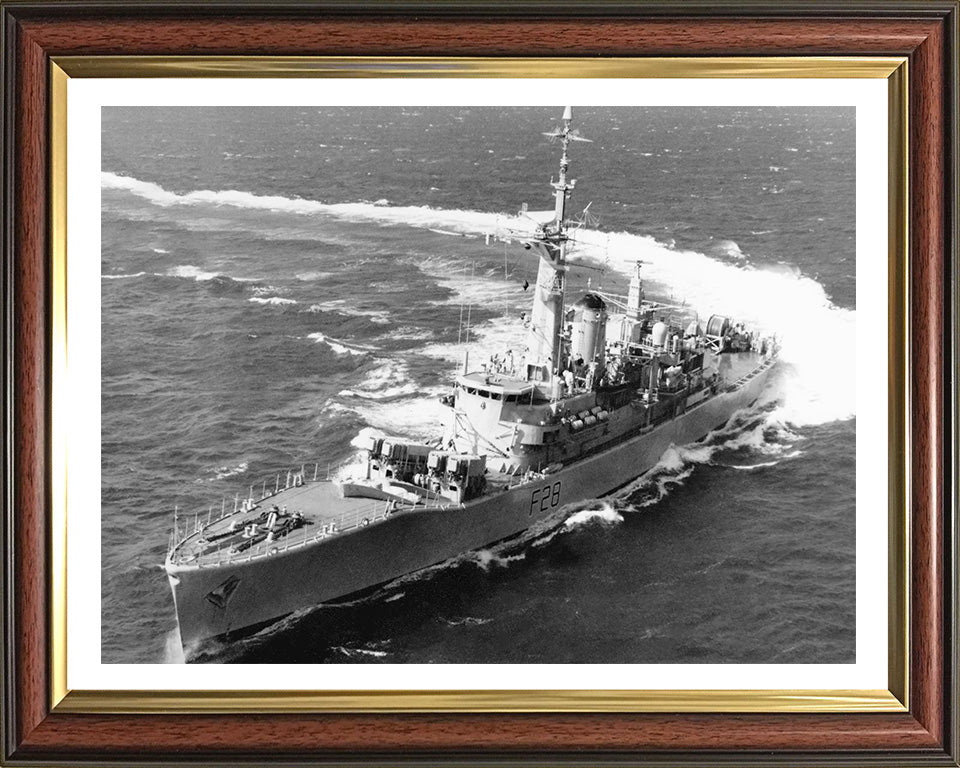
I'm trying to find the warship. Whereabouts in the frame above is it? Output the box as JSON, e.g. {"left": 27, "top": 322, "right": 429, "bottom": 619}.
{"left": 164, "top": 107, "right": 779, "bottom": 658}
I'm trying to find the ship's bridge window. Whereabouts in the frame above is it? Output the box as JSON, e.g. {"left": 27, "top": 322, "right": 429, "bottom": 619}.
{"left": 504, "top": 394, "right": 518, "bottom": 403}
{"left": 466, "top": 387, "right": 478, "bottom": 396}
{"left": 478, "top": 389, "right": 490, "bottom": 398}
{"left": 490, "top": 391, "right": 502, "bottom": 401}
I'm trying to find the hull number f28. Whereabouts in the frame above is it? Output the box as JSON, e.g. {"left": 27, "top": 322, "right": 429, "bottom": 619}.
{"left": 530, "top": 481, "right": 562, "bottom": 516}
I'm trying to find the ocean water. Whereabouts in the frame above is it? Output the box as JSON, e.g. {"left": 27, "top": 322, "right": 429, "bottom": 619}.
{"left": 101, "top": 106, "right": 855, "bottom": 664}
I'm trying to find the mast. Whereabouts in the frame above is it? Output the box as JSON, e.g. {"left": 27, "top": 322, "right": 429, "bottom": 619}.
{"left": 627, "top": 261, "right": 644, "bottom": 320}
{"left": 552, "top": 105, "right": 575, "bottom": 226}
{"left": 525, "top": 106, "right": 578, "bottom": 383}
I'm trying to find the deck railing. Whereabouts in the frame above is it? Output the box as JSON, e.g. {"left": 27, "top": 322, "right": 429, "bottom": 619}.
{"left": 168, "top": 460, "right": 338, "bottom": 553}
{"left": 167, "top": 461, "right": 460, "bottom": 566}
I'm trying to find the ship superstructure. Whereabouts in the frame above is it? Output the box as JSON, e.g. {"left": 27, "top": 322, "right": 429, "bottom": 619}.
{"left": 163, "top": 108, "right": 779, "bottom": 657}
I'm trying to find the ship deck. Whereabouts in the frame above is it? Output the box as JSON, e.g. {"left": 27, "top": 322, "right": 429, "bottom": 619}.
{"left": 168, "top": 480, "right": 412, "bottom": 569}
{"left": 167, "top": 473, "right": 520, "bottom": 570}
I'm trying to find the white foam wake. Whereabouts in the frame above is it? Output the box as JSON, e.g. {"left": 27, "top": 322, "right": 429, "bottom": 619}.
{"left": 333, "top": 645, "right": 389, "bottom": 659}
{"left": 563, "top": 502, "right": 624, "bottom": 528}
{"left": 326, "top": 390, "right": 446, "bottom": 439}
{"left": 328, "top": 358, "right": 443, "bottom": 440}
{"left": 168, "top": 264, "right": 219, "bottom": 281}
{"left": 102, "top": 170, "right": 508, "bottom": 231}
{"left": 609, "top": 407, "right": 803, "bottom": 510}
{"left": 250, "top": 296, "right": 297, "bottom": 306}
{"left": 306, "top": 300, "right": 391, "bottom": 324}
{"left": 415, "top": 255, "right": 530, "bottom": 370}
{"left": 162, "top": 629, "right": 186, "bottom": 664}
{"left": 210, "top": 462, "right": 249, "bottom": 481}
{"left": 470, "top": 548, "right": 527, "bottom": 571}
{"left": 307, "top": 332, "right": 371, "bottom": 357}
{"left": 338, "top": 360, "right": 418, "bottom": 401}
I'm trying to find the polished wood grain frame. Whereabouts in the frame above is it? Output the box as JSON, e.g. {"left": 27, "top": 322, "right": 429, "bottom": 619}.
{"left": 46, "top": 54, "right": 909, "bottom": 718}
{"left": 1, "top": 2, "right": 957, "bottom": 766}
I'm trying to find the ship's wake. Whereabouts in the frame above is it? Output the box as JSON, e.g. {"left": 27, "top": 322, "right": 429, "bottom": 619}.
{"left": 104, "top": 171, "right": 854, "bottom": 436}
{"left": 563, "top": 504, "right": 625, "bottom": 529}
{"left": 331, "top": 642, "right": 391, "bottom": 660}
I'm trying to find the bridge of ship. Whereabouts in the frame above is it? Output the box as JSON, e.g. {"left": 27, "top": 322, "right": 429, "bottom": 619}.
{"left": 456, "top": 372, "right": 539, "bottom": 403}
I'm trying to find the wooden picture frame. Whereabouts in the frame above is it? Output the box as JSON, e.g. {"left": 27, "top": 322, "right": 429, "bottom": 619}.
{"left": 2, "top": 1, "right": 957, "bottom": 765}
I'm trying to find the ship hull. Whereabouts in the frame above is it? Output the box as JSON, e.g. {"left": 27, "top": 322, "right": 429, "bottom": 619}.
{"left": 168, "top": 362, "right": 774, "bottom": 658}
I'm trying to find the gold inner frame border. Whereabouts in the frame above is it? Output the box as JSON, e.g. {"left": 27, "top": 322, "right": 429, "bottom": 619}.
{"left": 49, "top": 55, "right": 908, "bottom": 714}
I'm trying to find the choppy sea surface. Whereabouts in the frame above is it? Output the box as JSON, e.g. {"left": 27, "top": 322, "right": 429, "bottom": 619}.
{"left": 101, "top": 106, "right": 855, "bottom": 664}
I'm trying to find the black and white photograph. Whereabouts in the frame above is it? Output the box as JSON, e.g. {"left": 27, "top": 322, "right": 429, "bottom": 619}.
{"left": 99, "top": 102, "right": 857, "bottom": 666}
